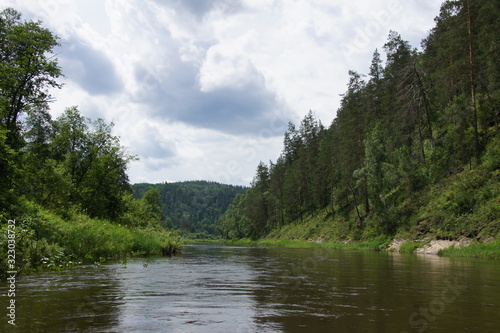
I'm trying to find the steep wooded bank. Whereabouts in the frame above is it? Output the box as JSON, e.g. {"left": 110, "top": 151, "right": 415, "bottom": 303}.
{"left": 220, "top": 0, "right": 499, "bottom": 243}
{"left": 133, "top": 181, "right": 247, "bottom": 238}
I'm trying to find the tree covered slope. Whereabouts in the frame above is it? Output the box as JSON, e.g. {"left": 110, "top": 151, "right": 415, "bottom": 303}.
{"left": 133, "top": 181, "right": 248, "bottom": 237}
{"left": 220, "top": 0, "right": 500, "bottom": 242}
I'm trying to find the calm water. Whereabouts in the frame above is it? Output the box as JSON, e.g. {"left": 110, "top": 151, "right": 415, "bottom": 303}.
{"left": 1, "top": 243, "right": 499, "bottom": 332}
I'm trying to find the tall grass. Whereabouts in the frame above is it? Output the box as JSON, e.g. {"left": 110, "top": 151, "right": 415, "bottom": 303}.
{"left": 46, "top": 211, "right": 183, "bottom": 259}
{"left": 0, "top": 207, "right": 183, "bottom": 277}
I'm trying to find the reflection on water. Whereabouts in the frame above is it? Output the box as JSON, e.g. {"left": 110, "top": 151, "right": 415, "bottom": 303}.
{"left": 0, "top": 265, "right": 124, "bottom": 332}
{"left": 1, "top": 243, "right": 499, "bottom": 332}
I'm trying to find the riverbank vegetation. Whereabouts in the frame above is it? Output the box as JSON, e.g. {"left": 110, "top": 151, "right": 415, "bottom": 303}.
{"left": 438, "top": 240, "right": 500, "bottom": 259}
{"left": 225, "top": 236, "right": 391, "bottom": 251}
{"left": 223, "top": 236, "right": 500, "bottom": 260}
{"left": 0, "top": 204, "right": 182, "bottom": 275}
{"left": 0, "top": 8, "right": 181, "bottom": 278}
{"left": 220, "top": 1, "right": 499, "bottom": 253}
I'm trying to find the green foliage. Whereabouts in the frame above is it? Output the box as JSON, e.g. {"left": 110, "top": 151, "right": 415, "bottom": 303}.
{"left": 219, "top": 193, "right": 252, "bottom": 239}
{"left": 119, "top": 193, "right": 158, "bottom": 228}
{"left": 118, "top": 188, "right": 165, "bottom": 228}
{"left": 0, "top": 128, "right": 19, "bottom": 212}
{"left": 482, "top": 134, "right": 500, "bottom": 171}
{"left": 0, "top": 8, "right": 62, "bottom": 143}
{"left": 48, "top": 107, "right": 137, "bottom": 220}
{"left": 142, "top": 188, "right": 163, "bottom": 221}
{"left": 398, "top": 241, "right": 425, "bottom": 254}
{"left": 0, "top": 10, "right": 135, "bottom": 222}
{"left": 0, "top": 8, "right": 62, "bottom": 215}
{"left": 417, "top": 166, "right": 499, "bottom": 238}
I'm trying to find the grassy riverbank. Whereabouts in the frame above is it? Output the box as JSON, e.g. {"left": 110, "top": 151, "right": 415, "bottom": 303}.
{"left": 225, "top": 236, "right": 392, "bottom": 251}
{"left": 0, "top": 205, "right": 183, "bottom": 277}
{"left": 438, "top": 241, "right": 500, "bottom": 260}
{"left": 224, "top": 237, "right": 500, "bottom": 260}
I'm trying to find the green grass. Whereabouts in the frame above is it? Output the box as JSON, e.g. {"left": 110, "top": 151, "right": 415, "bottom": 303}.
{"left": 226, "top": 235, "right": 500, "bottom": 260}
{"left": 398, "top": 241, "right": 425, "bottom": 253}
{"left": 439, "top": 241, "right": 500, "bottom": 259}
{"left": 225, "top": 238, "right": 319, "bottom": 248}
{"left": 183, "top": 237, "right": 225, "bottom": 244}
{"left": 266, "top": 210, "right": 352, "bottom": 241}
{"left": 226, "top": 234, "right": 391, "bottom": 251}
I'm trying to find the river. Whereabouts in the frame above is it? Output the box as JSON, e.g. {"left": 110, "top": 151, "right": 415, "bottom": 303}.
{"left": 1, "top": 243, "right": 499, "bottom": 332}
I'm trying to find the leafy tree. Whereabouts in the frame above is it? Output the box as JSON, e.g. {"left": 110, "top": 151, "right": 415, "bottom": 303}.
{"left": 0, "top": 8, "right": 62, "bottom": 213}
{"left": 0, "top": 8, "right": 62, "bottom": 146}
{"left": 219, "top": 193, "right": 252, "bottom": 239}
{"left": 0, "top": 128, "right": 18, "bottom": 212}
{"left": 119, "top": 188, "right": 164, "bottom": 228}
{"left": 142, "top": 188, "right": 163, "bottom": 223}
{"left": 49, "top": 107, "right": 136, "bottom": 220}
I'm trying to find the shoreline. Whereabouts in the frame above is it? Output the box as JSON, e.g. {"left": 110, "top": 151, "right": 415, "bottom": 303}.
{"left": 220, "top": 236, "right": 500, "bottom": 259}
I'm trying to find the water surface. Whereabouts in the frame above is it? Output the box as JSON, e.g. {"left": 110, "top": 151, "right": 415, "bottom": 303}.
{"left": 1, "top": 243, "right": 499, "bottom": 332}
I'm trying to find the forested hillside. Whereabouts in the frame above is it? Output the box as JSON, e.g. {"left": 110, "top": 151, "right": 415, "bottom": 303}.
{"left": 220, "top": 0, "right": 499, "bottom": 241}
{"left": 133, "top": 181, "right": 247, "bottom": 237}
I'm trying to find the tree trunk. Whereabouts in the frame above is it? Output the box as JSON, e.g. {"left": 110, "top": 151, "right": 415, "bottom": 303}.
{"left": 413, "top": 66, "right": 434, "bottom": 148}
{"left": 349, "top": 184, "right": 363, "bottom": 228}
{"left": 467, "top": 0, "right": 480, "bottom": 162}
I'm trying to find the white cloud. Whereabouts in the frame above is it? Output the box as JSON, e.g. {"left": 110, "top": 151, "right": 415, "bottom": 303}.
{"left": 1, "top": 0, "right": 442, "bottom": 185}
{"left": 199, "top": 37, "right": 263, "bottom": 92}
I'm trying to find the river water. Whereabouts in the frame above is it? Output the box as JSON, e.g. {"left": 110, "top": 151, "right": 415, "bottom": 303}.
{"left": 1, "top": 243, "right": 499, "bottom": 332}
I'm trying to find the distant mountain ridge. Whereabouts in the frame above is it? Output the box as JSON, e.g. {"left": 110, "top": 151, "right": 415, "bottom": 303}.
{"left": 133, "top": 181, "right": 248, "bottom": 237}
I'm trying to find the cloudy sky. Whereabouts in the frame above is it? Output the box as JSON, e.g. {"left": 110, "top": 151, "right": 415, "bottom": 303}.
{"left": 2, "top": 0, "right": 442, "bottom": 185}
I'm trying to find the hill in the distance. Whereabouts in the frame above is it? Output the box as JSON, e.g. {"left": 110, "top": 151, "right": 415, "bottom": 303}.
{"left": 133, "top": 181, "right": 248, "bottom": 238}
